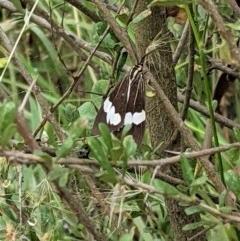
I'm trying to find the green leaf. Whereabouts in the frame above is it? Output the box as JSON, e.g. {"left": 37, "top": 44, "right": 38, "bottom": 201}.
{"left": 45, "top": 122, "right": 57, "bottom": 147}
{"left": 0, "top": 202, "right": 17, "bottom": 222}
{"left": 183, "top": 221, "right": 205, "bottom": 231}
{"left": 29, "top": 96, "right": 41, "bottom": 132}
{"left": 59, "top": 172, "right": 69, "bottom": 187}
{"left": 30, "top": 26, "right": 64, "bottom": 77}
{"left": 190, "top": 175, "right": 207, "bottom": 187}
{"left": 219, "top": 40, "right": 231, "bottom": 63}
{"left": 0, "top": 102, "right": 16, "bottom": 131}
{"left": 141, "top": 170, "right": 152, "bottom": 183}
{"left": 218, "top": 206, "right": 234, "bottom": 213}
{"left": 0, "top": 57, "right": 7, "bottom": 68}
{"left": 127, "top": 24, "right": 135, "bottom": 43}
{"left": 92, "top": 22, "right": 118, "bottom": 52}
{"left": 91, "top": 79, "right": 109, "bottom": 109}
{"left": 98, "top": 123, "right": 113, "bottom": 151}
{"left": 233, "top": 127, "right": 240, "bottom": 141}
{"left": 226, "top": 20, "right": 240, "bottom": 31}
{"left": 69, "top": 117, "right": 88, "bottom": 137}
{"left": 184, "top": 205, "right": 202, "bottom": 215}
{"left": 194, "top": 190, "right": 216, "bottom": 206}
{"left": 122, "top": 135, "right": 137, "bottom": 157}
{"left": 219, "top": 189, "right": 227, "bottom": 207}
{"left": 115, "top": 51, "right": 128, "bottom": 80}
{"left": 1, "top": 123, "right": 17, "bottom": 146}
{"left": 78, "top": 102, "right": 97, "bottom": 125}
{"left": 65, "top": 103, "right": 79, "bottom": 123}
{"left": 131, "top": 9, "right": 152, "bottom": 24}
{"left": 110, "top": 145, "right": 123, "bottom": 161}
{"left": 88, "top": 137, "right": 116, "bottom": 179}
{"left": 119, "top": 233, "right": 133, "bottom": 241}
{"left": 133, "top": 217, "right": 154, "bottom": 241}
{"left": 148, "top": 0, "right": 191, "bottom": 7}
{"left": 56, "top": 136, "right": 74, "bottom": 159}
{"left": 116, "top": 13, "right": 129, "bottom": 27}
{"left": 224, "top": 170, "right": 240, "bottom": 201}
{"left": 120, "top": 150, "right": 128, "bottom": 173}
{"left": 151, "top": 141, "right": 164, "bottom": 156}
{"left": 154, "top": 179, "right": 189, "bottom": 200}
{"left": 9, "top": 0, "right": 24, "bottom": 10}
{"left": 209, "top": 223, "right": 230, "bottom": 241}
{"left": 121, "top": 124, "right": 132, "bottom": 139}
{"left": 180, "top": 155, "right": 195, "bottom": 185}
{"left": 48, "top": 166, "right": 68, "bottom": 182}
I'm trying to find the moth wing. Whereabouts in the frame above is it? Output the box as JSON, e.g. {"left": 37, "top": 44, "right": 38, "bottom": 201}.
{"left": 123, "top": 72, "right": 145, "bottom": 146}
{"left": 92, "top": 75, "right": 130, "bottom": 135}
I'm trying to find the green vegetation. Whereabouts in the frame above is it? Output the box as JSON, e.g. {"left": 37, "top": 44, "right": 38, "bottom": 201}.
{"left": 1, "top": 0, "right": 240, "bottom": 240}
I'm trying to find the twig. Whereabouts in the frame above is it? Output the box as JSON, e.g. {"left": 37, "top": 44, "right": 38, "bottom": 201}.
{"left": 208, "top": 59, "right": 240, "bottom": 79}
{"left": 3, "top": 142, "right": 240, "bottom": 167}
{"left": 178, "top": 93, "right": 240, "bottom": 129}
{"left": 172, "top": 20, "right": 189, "bottom": 65}
{"left": 18, "top": 77, "right": 37, "bottom": 112}
{"left": 65, "top": 0, "right": 100, "bottom": 22}
{"left": 181, "top": 22, "right": 195, "bottom": 120}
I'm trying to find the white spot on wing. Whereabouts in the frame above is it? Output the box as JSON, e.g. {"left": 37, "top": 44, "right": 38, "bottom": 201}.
{"left": 124, "top": 112, "right": 133, "bottom": 125}
{"left": 104, "top": 97, "right": 121, "bottom": 125}
{"left": 124, "top": 110, "right": 145, "bottom": 125}
{"left": 103, "top": 97, "right": 112, "bottom": 112}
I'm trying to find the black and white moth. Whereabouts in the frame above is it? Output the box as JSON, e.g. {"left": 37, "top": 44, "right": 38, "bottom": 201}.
{"left": 92, "top": 63, "right": 145, "bottom": 146}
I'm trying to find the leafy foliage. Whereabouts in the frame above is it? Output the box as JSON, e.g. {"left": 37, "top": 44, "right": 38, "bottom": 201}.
{"left": 0, "top": 0, "right": 240, "bottom": 240}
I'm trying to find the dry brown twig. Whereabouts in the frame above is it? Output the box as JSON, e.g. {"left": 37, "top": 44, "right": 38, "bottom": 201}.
{"left": 172, "top": 20, "right": 190, "bottom": 65}
{"left": 208, "top": 59, "right": 240, "bottom": 79}
{"left": 2, "top": 142, "right": 240, "bottom": 167}
{"left": 181, "top": 21, "right": 195, "bottom": 121}
{"left": 178, "top": 93, "right": 240, "bottom": 129}
{"left": 64, "top": 0, "right": 101, "bottom": 22}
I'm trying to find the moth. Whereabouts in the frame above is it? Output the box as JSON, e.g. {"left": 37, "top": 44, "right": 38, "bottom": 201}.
{"left": 92, "top": 63, "right": 145, "bottom": 146}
